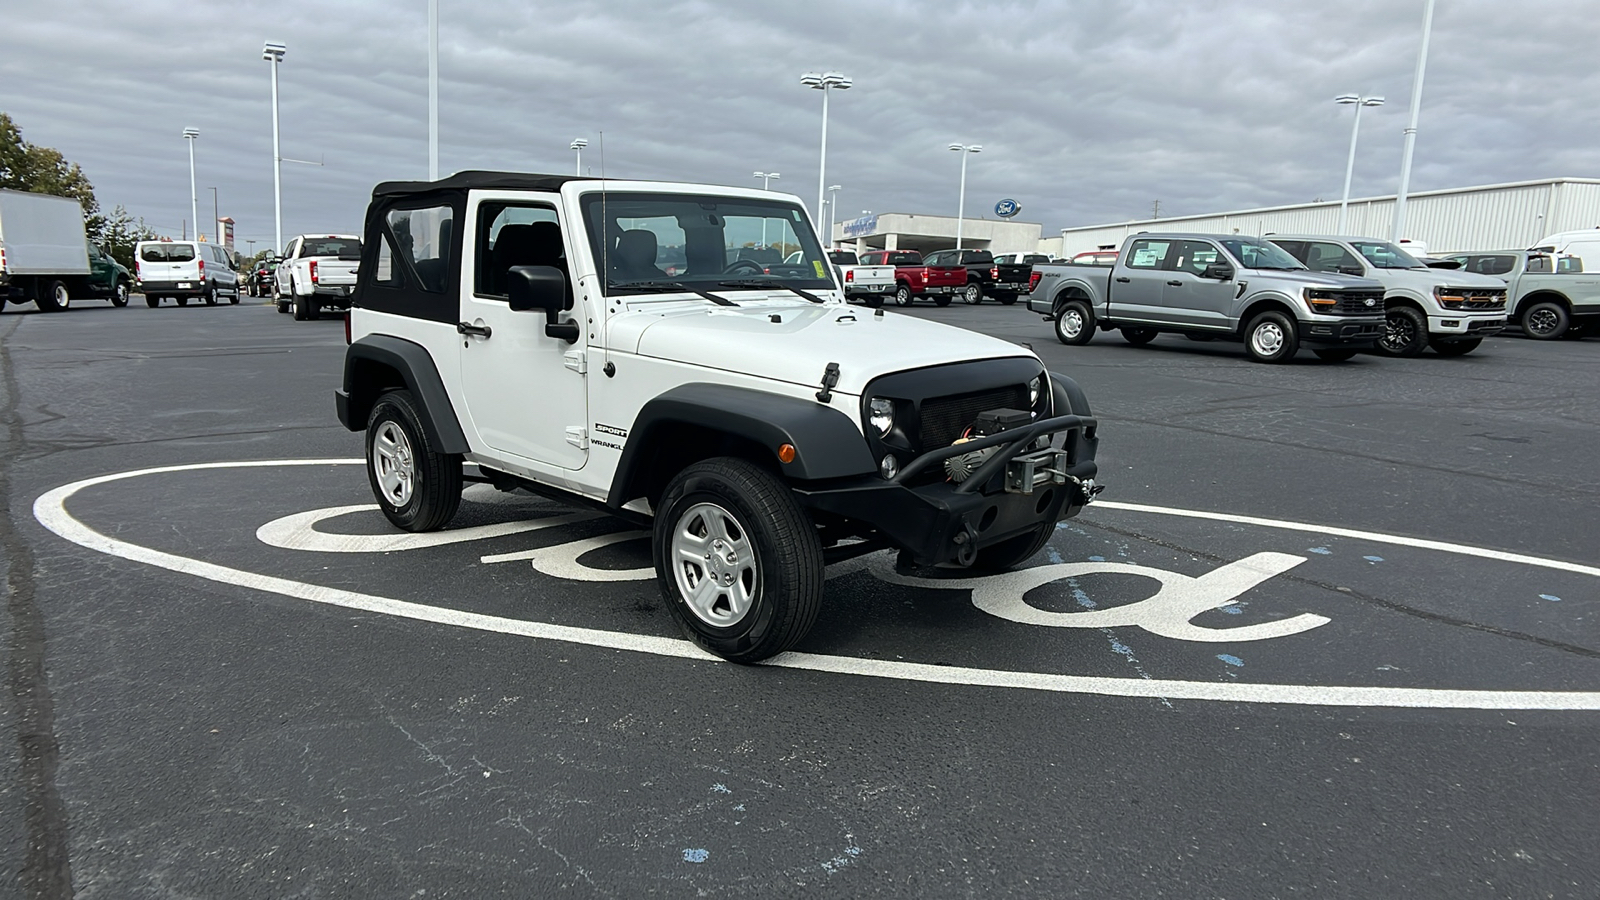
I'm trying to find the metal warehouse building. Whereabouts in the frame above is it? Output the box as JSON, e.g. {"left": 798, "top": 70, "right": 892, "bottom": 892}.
{"left": 1042, "top": 177, "right": 1600, "bottom": 258}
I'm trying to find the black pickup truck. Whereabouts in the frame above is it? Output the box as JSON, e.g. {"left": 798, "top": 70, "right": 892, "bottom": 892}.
{"left": 923, "top": 249, "right": 1033, "bottom": 306}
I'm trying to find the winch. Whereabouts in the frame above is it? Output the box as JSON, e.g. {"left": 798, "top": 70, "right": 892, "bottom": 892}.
{"left": 944, "top": 409, "right": 1034, "bottom": 483}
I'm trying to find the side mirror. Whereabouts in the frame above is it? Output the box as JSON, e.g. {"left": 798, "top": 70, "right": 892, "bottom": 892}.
{"left": 1338, "top": 264, "right": 1365, "bottom": 276}
{"left": 508, "top": 265, "right": 578, "bottom": 343}
{"left": 1201, "top": 263, "right": 1234, "bottom": 280}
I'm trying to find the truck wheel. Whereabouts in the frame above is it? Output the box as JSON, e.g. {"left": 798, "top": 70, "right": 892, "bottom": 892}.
{"left": 974, "top": 524, "right": 1054, "bottom": 571}
{"left": 863, "top": 295, "right": 883, "bottom": 308}
{"left": 176, "top": 296, "right": 188, "bottom": 307}
{"left": 146, "top": 295, "right": 160, "bottom": 308}
{"left": 1520, "top": 300, "right": 1569, "bottom": 340}
{"left": 292, "top": 294, "right": 310, "bottom": 320}
{"left": 1120, "top": 326, "right": 1158, "bottom": 346}
{"left": 276, "top": 299, "right": 289, "bottom": 314}
{"left": 961, "top": 283, "right": 983, "bottom": 305}
{"left": 893, "top": 285, "right": 913, "bottom": 306}
{"left": 1053, "top": 300, "right": 1095, "bottom": 345}
{"left": 1312, "top": 348, "right": 1358, "bottom": 361}
{"left": 365, "top": 390, "right": 463, "bottom": 533}
{"left": 998, "top": 294, "right": 1017, "bottom": 306}
{"left": 1376, "top": 306, "right": 1427, "bottom": 356}
{"left": 36, "top": 280, "right": 70, "bottom": 312}
{"left": 653, "top": 457, "right": 824, "bottom": 663}
{"left": 112, "top": 281, "right": 130, "bottom": 307}
{"left": 1244, "top": 311, "right": 1297, "bottom": 363}
{"left": 1431, "top": 337, "right": 1482, "bottom": 357}
{"left": 204, "top": 284, "right": 219, "bottom": 305}
{"left": 228, "top": 288, "right": 240, "bottom": 305}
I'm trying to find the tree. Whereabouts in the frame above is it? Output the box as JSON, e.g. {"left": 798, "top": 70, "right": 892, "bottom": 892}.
{"left": 98, "top": 206, "right": 159, "bottom": 273}
{"left": 0, "top": 111, "right": 105, "bottom": 240}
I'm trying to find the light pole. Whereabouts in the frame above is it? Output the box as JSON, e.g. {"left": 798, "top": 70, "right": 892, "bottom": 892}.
{"left": 571, "top": 139, "right": 588, "bottom": 176}
{"left": 209, "top": 186, "right": 219, "bottom": 245}
{"left": 826, "top": 184, "right": 842, "bottom": 246}
{"left": 800, "top": 72, "right": 851, "bottom": 241}
{"left": 428, "top": 0, "right": 438, "bottom": 180}
{"left": 1392, "top": 0, "right": 1436, "bottom": 242}
{"left": 948, "top": 143, "right": 982, "bottom": 251}
{"left": 182, "top": 128, "right": 199, "bottom": 242}
{"left": 263, "top": 41, "right": 286, "bottom": 255}
{"left": 1335, "top": 94, "right": 1384, "bottom": 234}
{"left": 753, "top": 171, "right": 779, "bottom": 247}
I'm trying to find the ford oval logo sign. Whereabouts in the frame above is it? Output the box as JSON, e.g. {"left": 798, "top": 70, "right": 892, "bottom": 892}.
{"left": 1365, "top": 297, "right": 1376, "bottom": 307}
{"left": 994, "top": 199, "right": 1020, "bottom": 218}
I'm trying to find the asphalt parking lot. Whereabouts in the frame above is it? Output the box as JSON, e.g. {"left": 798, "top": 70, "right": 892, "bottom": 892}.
{"left": 1, "top": 298, "right": 1596, "bottom": 897}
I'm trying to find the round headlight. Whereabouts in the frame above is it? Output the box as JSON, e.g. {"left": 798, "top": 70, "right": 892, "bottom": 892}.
{"left": 1028, "top": 375, "right": 1043, "bottom": 408}
{"left": 868, "top": 397, "right": 894, "bottom": 437}
{"left": 879, "top": 453, "right": 899, "bottom": 480}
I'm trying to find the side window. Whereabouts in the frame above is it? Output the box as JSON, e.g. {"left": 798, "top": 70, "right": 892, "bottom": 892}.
{"left": 1170, "top": 241, "right": 1221, "bottom": 275}
{"left": 387, "top": 205, "right": 454, "bottom": 293}
{"left": 285, "top": 239, "right": 301, "bottom": 260}
{"left": 474, "top": 203, "right": 563, "bottom": 298}
{"left": 1125, "top": 240, "right": 1171, "bottom": 269}
{"left": 1304, "top": 241, "right": 1362, "bottom": 273}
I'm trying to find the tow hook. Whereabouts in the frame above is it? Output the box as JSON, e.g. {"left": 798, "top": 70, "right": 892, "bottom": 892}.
{"left": 953, "top": 521, "right": 980, "bottom": 567}
{"left": 1070, "top": 476, "right": 1104, "bottom": 505}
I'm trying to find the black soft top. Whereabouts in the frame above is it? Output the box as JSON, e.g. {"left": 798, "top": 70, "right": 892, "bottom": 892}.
{"left": 371, "top": 170, "right": 577, "bottom": 199}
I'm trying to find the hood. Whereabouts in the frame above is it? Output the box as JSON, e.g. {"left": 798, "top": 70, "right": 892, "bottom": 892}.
{"left": 1369, "top": 267, "right": 1506, "bottom": 292}
{"left": 1243, "top": 268, "right": 1385, "bottom": 291}
{"left": 618, "top": 301, "right": 1036, "bottom": 396}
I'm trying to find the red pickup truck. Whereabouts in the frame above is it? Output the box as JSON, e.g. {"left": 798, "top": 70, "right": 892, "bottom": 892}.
{"left": 859, "top": 249, "right": 966, "bottom": 307}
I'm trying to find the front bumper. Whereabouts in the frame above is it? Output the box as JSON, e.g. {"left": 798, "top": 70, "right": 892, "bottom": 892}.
{"left": 1429, "top": 313, "right": 1505, "bottom": 337}
{"left": 796, "top": 413, "right": 1099, "bottom": 566}
{"left": 1298, "top": 316, "right": 1384, "bottom": 345}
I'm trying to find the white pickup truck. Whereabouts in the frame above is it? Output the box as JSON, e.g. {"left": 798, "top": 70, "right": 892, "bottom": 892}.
{"left": 273, "top": 233, "right": 362, "bottom": 320}
{"left": 827, "top": 249, "right": 895, "bottom": 307}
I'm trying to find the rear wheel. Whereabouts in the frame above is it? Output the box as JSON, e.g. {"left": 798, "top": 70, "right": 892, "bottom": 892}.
{"left": 1244, "top": 311, "right": 1298, "bottom": 363}
{"left": 365, "top": 390, "right": 463, "bottom": 532}
{"left": 204, "top": 284, "right": 218, "bottom": 305}
{"left": 1053, "top": 299, "right": 1095, "bottom": 345}
{"left": 893, "top": 284, "right": 913, "bottom": 306}
{"left": 292, "top": 294, "right": 312, "bottom": 320}
{"left": 36, "top": 280, "right": 70, "bottom": 312}
{"left": 653, "top": 457, "right": 824, "bottom": 663}
{"left": 1521, "top": 300, "right": 1569, "bottom": 340}
{"left": 1120, "top": 326, "right": 1158, "bottom": 346}
{"left": 1312, "top": 348, "right": 1358, "bottom": 361}
{"left": 1431, "top": 336, "right": 1482, "bottom": 357}
{"left": 998, "top": 294, "right": 1017, "bottom": 306}
{"left": 1377, "top": 306, "right": 1428, "bottom": 356}
{"left": 961, "top": 283, "right": 983, "bottom": 305}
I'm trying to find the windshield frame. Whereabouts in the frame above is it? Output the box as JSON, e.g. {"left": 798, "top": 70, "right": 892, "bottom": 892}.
{"left": 579, "top": 191, "right": 835, "bottom": 299}
{"left": 1350, "top": 240, "right": 1427, "bottom": 270}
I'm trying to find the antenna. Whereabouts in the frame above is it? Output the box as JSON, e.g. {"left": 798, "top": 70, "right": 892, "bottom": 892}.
{"left": 600, "top": 130, "right": 608, "bottom": 285}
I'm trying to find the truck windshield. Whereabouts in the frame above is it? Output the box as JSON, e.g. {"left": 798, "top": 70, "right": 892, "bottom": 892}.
{"left": 1351, "top": 241, "right": 1426, "bottom": 269}
{"left": 1218, "top": 238, "right": 1304, "bottom": 270}
{"left": 140, "top": 244, "right": 195, "bottom": 262}
{"left": 581, "top": 193, "right": 833, "bottom": 296}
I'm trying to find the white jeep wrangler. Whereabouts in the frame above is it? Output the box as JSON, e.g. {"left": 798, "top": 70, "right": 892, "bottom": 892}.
{"left": 336, "top": 171, "right": 1101, "bottom": 662}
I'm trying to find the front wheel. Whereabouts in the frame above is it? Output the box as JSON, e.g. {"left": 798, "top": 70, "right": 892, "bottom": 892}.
{"left": 365, "top": 390, "right": 463, "bottom": 532}
{"left": 176, "top": 296, "right": 189, "bottom": 307}
{"left": 1431, "top": 336, "right": 1482, "bottom": 357}
{"left": 973, "top": 524, "right": 1054, "bottom": 571}
{"left": 653, "top": 457, "right": 824, "bottom": 663}
{"left": 1053, "top": 299, "right": 1095, "bottom": 345}
{"left": 145, "top": 295, "right": 160, "bottom": 308}
{"left": 961, "top": 283, "right": 983, "bottom": 305}
{"left": 112, "top": 281, "right": 130, "bottom": 307}
{"left": 933, "top": 293, "right": 952, "bottom": 307}
{"left": 1313, "top": 348, "right": 1358, "bottom": 361}
{"left": 862, "top": 294, "right": 883, "bottom": 308}
{"left": 893, "top": 285, "right": 913, "bottom": 307}
{"left": 1377, "top": 306, "right": 1428, "bottom": 356}
{"left": 1120, "top": 326, "right": 1158, "bottom": 346}
{"left": 1244, "top": 311, "right": 1298, "bottom": 363}
{"left": 276, "top": 299, "right": 289, "bottom": 314}
{"left": 1521, "top": 300, "right": 1569, "bottom": 340}
{"left": 998, "top": 294, "right": 1017, "bottom": 306}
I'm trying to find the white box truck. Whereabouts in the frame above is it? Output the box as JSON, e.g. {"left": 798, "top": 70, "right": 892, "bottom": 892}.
{"left": 0, "top": 189, "right": 132, "bottom": 311}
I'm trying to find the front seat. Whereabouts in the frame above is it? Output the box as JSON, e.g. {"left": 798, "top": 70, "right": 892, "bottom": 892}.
{"left": 612, "top": 229, "right": 665, "bottom": 281}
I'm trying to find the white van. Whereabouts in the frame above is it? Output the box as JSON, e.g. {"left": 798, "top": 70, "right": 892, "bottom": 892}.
{"left": 1533, "top": 229, "right": 1600, "bottom": 272}
{"left": 134, "top": 240, "right": 241, "bottom": 308}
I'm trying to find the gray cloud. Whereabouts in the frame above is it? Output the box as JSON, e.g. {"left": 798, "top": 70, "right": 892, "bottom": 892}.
{"left": 3, "top": 0, "right": 1597, "bottom": 249}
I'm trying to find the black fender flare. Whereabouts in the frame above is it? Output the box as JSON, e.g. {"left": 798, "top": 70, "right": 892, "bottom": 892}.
{"left": 607, "top": 383, "right": 877, "bottom": 507}
{"left": 1049, "top": 371, "right": 1091, "bottom": 417}
{"left": 337, "top": 335, "right": 470, "bottom": 454}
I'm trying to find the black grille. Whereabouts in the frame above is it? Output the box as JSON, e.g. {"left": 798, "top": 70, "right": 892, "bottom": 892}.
{"left": 1334, "top": 291, "right": 1386, "bottom": 314}
{"left": 1458, "top": 290, "right": 1505, "bottom": 310}
{"left": 918, "top": 386, "right": 1029, "bottom": 448}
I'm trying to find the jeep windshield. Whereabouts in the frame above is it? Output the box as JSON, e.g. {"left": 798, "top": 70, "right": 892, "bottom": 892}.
{"left": 1217, "top": 238, "right": 1305, "bottom": 271}
{"left": 581, "top": 192, "right": 833, "bottom": 298}
{"left": 1351, "top": 240, "right": 1427, "bottom": 269}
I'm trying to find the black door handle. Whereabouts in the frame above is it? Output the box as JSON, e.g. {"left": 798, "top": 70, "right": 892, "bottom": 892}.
{"left": 1114, "top": 276, "right": 1131, "bottom": 283}
{"left": 456, "top": 321, "right": 492, "bottom": 338}
{"left": 1166, "top": 280, "right": 1183, "bottom": 286}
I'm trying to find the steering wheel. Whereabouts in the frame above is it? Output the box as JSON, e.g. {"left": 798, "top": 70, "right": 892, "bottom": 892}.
{"left": 723, "top": 259, "right": 766, "bottom": 275}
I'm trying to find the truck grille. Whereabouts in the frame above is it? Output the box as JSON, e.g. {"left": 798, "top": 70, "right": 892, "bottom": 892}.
{"left": 1333, "top": 290, "right": 1386, "bottom": 314}
{"left": 1445, "top": 289, "right": 1506, "bottom": 310}
{"left": 918, "top": 386, "right": 1030, "bottom": 448}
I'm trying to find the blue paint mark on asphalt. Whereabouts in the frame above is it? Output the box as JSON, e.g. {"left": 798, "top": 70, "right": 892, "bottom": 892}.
{"left": 1307, "top": 547, "right": 1332, "bottom": 555}
{"left": 1540, "top": 594, "right": 1562, "bottom": 602}
{"left": 1220, "top": 604, "right": 1244, "bottom": 615}
{"left": 682, "top": 849, "right": 710, "bottom": 864}
{"left": 1364, "top": 555, "right": 1384, "bottom": 563}
{"left": 1088, "top": 555, "right": 1106, "bottom": 562}
{"left": 1216, "top": 654, "right": 1245, "bottom": 667}
{"left": 1047, "top": 547, "right": 1065, "bottom": 564}
{"left": 711, "top": 783, "right": 731, "bottom": 794}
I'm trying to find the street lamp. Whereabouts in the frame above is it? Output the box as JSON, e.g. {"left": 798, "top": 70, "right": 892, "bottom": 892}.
{"left": 570, "top": 139, "right": 588, "bottom": 176}
{"left": 182, "top": 127, "right": 199, "bottom": 242}
{"left": 753, "top": 171, "right": 780, "bottom": 247}
{"left": 948, "top": 143, "right": 982, "bottom": 251}
{"left": 428, "top": 0, "right": 438, "bottom": 180}
{"left": 262, "top": 41, "right": 287, "bottom": 255}
{"left": 209, "top": 186, "right": 219, "bottom": 245}
{"left": 800, "top": 71, "right": 851, "bottom": 241}
{"left": 1334, "top": 94, "right": 1384, "bottom": 234}
{"left": 826, "top": 184, "right": 842, "bottom": 246}
{"left": 1392, "top": 0, "right": 1436, "bottom": 242}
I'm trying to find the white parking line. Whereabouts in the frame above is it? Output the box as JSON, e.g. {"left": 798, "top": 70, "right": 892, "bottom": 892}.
{"left": 31, "top": 460, "right": 1600, "bottom": 711}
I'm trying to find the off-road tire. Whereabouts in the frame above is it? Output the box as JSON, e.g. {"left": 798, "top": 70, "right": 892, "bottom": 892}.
{"left": 1313, "top": 348, "right": 1358, "bottom": 361}
{"left": 365, "top": 390, "right": 463, "bottom": 533}
{"left": 974, "top": 524, "right": 1054, "bottom": 571}
{"left": 1120, "top": 326, "right": 1158, "bottom": 346}
{"left": 36, "top": 280, "right": 69, "bottom": 312}
{"left": 1431, "top": 336, "right": 1482, "bottom": 357}
{"left": 1053, "top": 299, "right": 1095, "bottom": 345}
{"left": 893, "top": 284, "right": 913, "bottom": 307}
{"left": 961, "top": 283, "right": 983, "bottom": 305}
{"left": 1377, "top": 306, "right": 1428, "bottom": 356}
{"left": 1244, "top": 311, "right": 1298, "bottom": 363}
{"left": 653, "top": 457, "right": 824, "bottom": 663}
{"left": 1520, "top": 300, "right": 1569, "bottom": 340}
{"left": 112, "top": 281, "right": 130, "bottom": 307}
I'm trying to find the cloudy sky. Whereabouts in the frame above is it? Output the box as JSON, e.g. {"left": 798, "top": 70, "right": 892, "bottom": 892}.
{"left": 4, "top": 0, "right": 1598, "bottom": 250}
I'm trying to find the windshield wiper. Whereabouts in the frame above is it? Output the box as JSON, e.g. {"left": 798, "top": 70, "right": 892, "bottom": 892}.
{"left": 608, "top": 280, "right": 738, "bottom": 307}
{"left": 717, "top": 279, "right": 825, "bottom": 304}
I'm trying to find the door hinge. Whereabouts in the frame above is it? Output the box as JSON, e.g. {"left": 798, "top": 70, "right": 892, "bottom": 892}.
{"left": 564, "top": 351, "right": 587, "bottom": 374}
{"left": 565, "top": 426, "right": 588, "bottom": 449}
